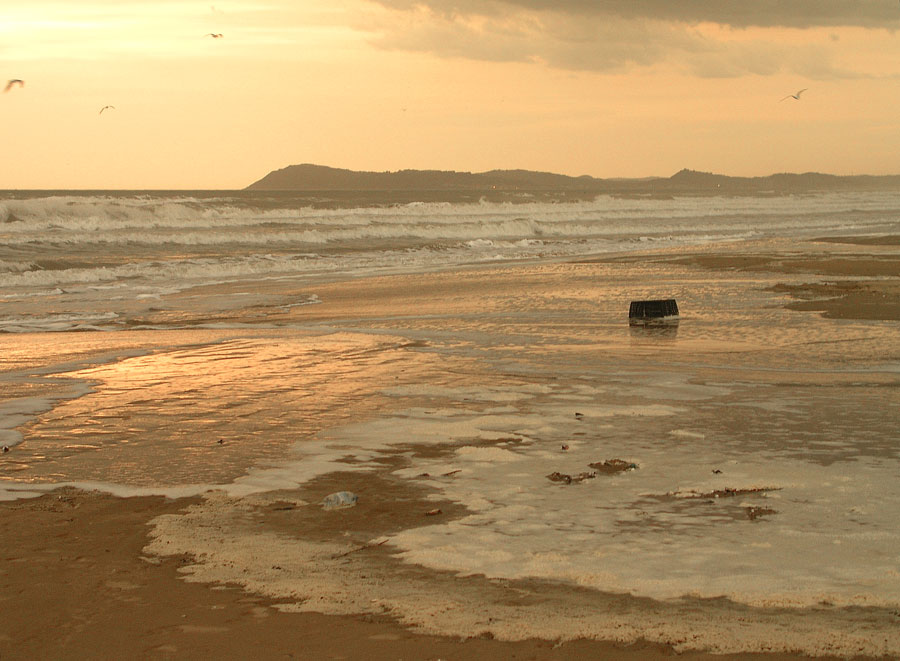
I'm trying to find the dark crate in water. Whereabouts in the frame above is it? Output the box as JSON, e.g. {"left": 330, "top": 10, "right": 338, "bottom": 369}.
{"left": 629, "top": 299, "right": 679, "bottom": 324}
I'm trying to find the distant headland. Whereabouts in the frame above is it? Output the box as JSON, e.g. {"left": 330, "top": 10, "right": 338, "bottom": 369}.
{"left": 245, "top": 164, "right": 900, "bottom": 194}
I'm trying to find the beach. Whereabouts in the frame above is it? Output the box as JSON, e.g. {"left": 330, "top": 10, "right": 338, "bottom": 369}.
{"left": 2, "top": 191, "right": 899, "bottom": 658}
{"left": 8, "top": 0, "right": 900, "bottom": 654}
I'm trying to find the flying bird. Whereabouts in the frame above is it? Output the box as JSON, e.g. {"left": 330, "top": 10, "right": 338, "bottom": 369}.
{"left": 4, "top": 79, "right": 24, "bottom": 93}
{"left": 780, "top": 88, "right": 807, "bottom": 102}
{"left": 206, "top": 33, "right": 223, "bottom": 38}
{"left": 99, "top": 105, "right": 115, "bottom": 115}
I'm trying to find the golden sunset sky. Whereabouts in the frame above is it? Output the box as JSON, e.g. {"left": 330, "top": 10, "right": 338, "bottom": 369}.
{"left": 2, "top": 0, "right": 900, "bottom": 189}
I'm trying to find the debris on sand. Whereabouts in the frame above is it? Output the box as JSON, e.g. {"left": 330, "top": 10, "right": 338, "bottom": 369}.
{"left": 648, "top": 486, "right": 780, "bottom": 507}
{"left": 546, "top": 471, "right": 596, "bottom": 484}
{"left": 425, "top": 508, "right": 442, "bottom": 516}
{"left": 589, "top": 459, "right": 638, "bottom": 474}
{"left": 692, "top": 486, "right": 778, "bottom": 499}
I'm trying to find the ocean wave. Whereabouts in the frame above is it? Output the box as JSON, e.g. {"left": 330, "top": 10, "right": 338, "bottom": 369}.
{"left": 0, "top": 311, "right": 120, "bottom": 333}
{"left": 0, "top": 210, "right": 879, "bottom": 250}
{"left": 3, "top": 191, "right": 900, "bottom": 240}
{"left": 0, "top": 254, "right": 325, "bottom": 289}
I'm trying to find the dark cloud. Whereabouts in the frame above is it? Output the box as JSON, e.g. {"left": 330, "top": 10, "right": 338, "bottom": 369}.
{"left": 370, "top": 0, "right": 900, "bottom": 29}
{"left": 363, "top": 0, "right": 889, "bottom": 78}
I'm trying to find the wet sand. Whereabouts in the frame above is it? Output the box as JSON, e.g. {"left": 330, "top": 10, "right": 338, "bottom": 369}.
{"left": 662, "top": 236, "right": 900, "bottom": 321}
{"left": 2, "top": 237, "right": 898, "bottom": 660}
{"left": 0, "top": 489, "right": 850, "bottom": 661}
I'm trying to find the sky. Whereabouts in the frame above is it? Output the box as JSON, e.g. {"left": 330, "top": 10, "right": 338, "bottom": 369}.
{"left": 2, "top": 0, "right": 900, "bottom": 189}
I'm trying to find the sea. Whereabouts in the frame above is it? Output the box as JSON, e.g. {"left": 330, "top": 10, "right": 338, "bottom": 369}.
{"left": 2, "top": 189, "right": 900, "bottom": 654}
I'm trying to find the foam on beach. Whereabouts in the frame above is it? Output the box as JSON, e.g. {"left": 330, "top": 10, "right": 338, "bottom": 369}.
{"left": 326, "top": 383, "right": 900, "bottom": 609}
{"left": 143, "top": 472, "right": 900, "bottom": 658}
{"left": 0, "top": 381, "right": 95, "bottom": 449}
{"left": 138, "top": 367, "right": 900, "bottom": 655}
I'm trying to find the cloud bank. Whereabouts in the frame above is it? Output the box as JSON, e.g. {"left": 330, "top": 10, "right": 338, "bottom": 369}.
{"left": 363, "top": 0, "right": 898, "bottom": 77}
{"left": 371, "top": 0, "right": 900, "bottom": 29}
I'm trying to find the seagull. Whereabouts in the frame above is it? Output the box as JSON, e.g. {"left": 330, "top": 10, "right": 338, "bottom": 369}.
{"left": 4, "top": 79, "right": 24, "bottom": 93}
{"left": 99, "top": 105, "right": 115, "bottom": 115}
{"left": 206, "top": 33, "right": 223, "bottom": 38}
{"left": 780, "top": 88, "right": 807, "bottom": 102}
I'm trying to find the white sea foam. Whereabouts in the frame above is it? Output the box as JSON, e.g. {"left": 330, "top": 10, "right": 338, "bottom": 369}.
{"left": 0, "top": 312, "right": 120, "bottom": 334}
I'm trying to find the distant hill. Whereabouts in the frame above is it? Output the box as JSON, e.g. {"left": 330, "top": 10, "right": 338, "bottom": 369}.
{"left": 245, "top": 164, "right": 900, "bottom": 193}
{"left": 245, "top": 164, "right": 597, "bottom": 191}
{"left": 660, "top": 169, "right": 900, "bottom": 193}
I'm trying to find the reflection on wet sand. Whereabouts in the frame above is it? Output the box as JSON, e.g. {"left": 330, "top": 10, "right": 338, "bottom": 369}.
{"left": 629, "top": 321, "right": 679, "bottom": 341}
